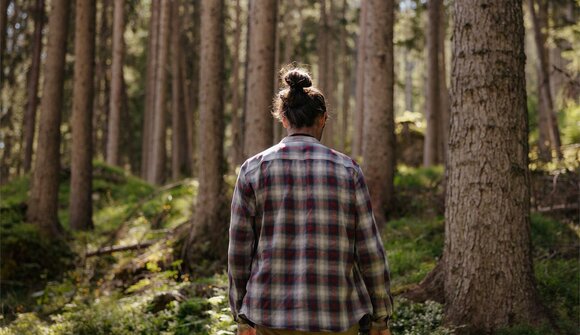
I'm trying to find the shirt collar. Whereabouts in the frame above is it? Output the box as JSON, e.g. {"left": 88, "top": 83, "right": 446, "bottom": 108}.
{"left": 280, "top": 135, "right": 321, "bottom": 144}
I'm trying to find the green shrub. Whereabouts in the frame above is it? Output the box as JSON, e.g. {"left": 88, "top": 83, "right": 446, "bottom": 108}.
{"left": 390, "top": 298, "right": 454, "bottom": 335}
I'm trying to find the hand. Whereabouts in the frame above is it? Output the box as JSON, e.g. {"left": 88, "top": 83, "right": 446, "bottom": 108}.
{"left": 370, "top": 329, "right": 391, "bottom": 335}
{"left": 238, "top": 327, "right": 256, "bottom": 335}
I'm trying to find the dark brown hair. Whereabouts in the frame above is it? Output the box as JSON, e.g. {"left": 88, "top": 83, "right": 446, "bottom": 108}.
{"left": 273, "top": 68, "right": 327, "bottom": 129}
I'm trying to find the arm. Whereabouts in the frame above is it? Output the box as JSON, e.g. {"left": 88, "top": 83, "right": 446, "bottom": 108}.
{"left": 352, "top": 167, "right": 394, "bottom": 330}
{"left": 228, "top": 166, "right": 256, "bottom": 325}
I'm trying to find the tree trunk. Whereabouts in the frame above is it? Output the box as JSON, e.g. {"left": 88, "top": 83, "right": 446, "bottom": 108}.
{"left": 22, "top": 0, "right": 44, "bottom": 173}
{"left": 438, "top": 2, "right": 450, "bottom": 166}
{"left": 0, "top": 0, "right": 8, "bottom": 88}
{"left": 352, "top": 1, "right": 367, "bottom": 159}
{"left": 149, "top": 0, "right": 172, "bottom": 184}
{"left": 93, "top": 0, "right": 111, "bottom": 161}
{"left": 404, "top": 48, "right": 414, "bottom": 114}
{"left": 529, "top": 0, "right": 563, "bottom": 160}
{"left": 319, "top": 0, "right": 336, "bottom": 148}
{"left": 424, "top": 0, "right": 440, "bottom": 167}
{"left": 26, "top": 0, "right": 70, "bottom": 238}
{"left": 243, "top": 0, "right": 277, "bottom": 158}
{"left": 106, "top": 0, "right": 124, "bottom": 166}
{"left": 339, "top": 0, "right": 349, "bottom": 153}
{"left": 171, "top": 0, "right": 185, "bottom": 181}
{"left": 183, "top": 0, "right": 227, "bottom": 271}
{"left": 444, "top": 1, "right": 549, "bottom": 331}
{"left": 142, "top": 0, "right": 160, "bottom": 179}
{"left": 230, "top": 0, "right": 244, "bottom": 167}
{"left": 70, "top": 0, "right": 95, "bottom": 231}
{"left": 361, "top": 0, "right": 395, "bottom": 228}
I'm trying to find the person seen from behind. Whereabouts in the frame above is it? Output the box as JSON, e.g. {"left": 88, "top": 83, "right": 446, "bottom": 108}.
{"left": 228, "top": 67, "right": 393, "bottom": 335}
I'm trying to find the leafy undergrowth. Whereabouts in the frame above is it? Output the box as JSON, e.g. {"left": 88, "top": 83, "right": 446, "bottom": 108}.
{"left": 1, "top": 163, "right": 578, "bottom": 334}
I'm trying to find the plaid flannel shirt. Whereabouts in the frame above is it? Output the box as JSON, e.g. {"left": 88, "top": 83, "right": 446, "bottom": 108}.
{"left": 228, "top": 135, "right": 393, "bottom": 332}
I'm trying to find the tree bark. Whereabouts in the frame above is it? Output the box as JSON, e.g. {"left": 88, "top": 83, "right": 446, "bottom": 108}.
{"left": 361, "top": 0, "right": 395, "bottom": 228}
{"left": 106, "top": 0, "right": 124, "bottom": 167}
{"left": 444, "top": 1, "right": 549, "bottom": 331}
{"left": 149, "top": 0, "right": 172, "bottom": 184}
{"left": 93, "top": 0, "right": 111, "bottom": 161}
{"left": 142, "top": 0, "right": 160, "bottom": 179}
{"left": 230, "top": 0, "right": 244, "bottom": 167}
{"left": 171, "top": 0, "right": 185, "bottom": 181}
{"left": 339, "top": 0, "right": 349, "bottom": 153}
{"left": 70, "top": 0, "right": 95, "bottom": 231}
{"left": 0, "top": 0, "right": 8, "bottom": 88}
{"left": 26, "top": 0, "right": 71, "bottom": 238}
{"left": 438, "top": 2, "right": 450, "bottom": 166}
{"left": 243, "top": 0, "right": 277, "bottom": 158}
{"left": 22, "top": 0, "right": 44, "bottom": 173}
{"left": 183, "top": 0, "right": 227, "bottom": 270}
{"left": 424, "top": 0, "right": 440, "bottom": 167}
{"left": 529, "top": 0, "right": 563, "bottom": 160}
{"left": 352, "top": 1, "right": 367, "bottom": 159}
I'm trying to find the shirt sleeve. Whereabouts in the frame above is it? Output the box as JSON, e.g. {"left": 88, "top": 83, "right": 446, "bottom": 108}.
{"left": 228, "top": 165, "right": 257, "bottom": 323}
{"left": 352, "top": 166, "right": 394, "bottom": 325}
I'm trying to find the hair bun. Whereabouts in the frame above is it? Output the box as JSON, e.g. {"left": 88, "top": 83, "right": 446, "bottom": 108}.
{"left": 284, "top": 69, "right": 312, "bottom": 90}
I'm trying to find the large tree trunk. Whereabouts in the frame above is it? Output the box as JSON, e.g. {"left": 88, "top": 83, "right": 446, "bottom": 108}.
{"left": 361, "top": 0, "right": 395, "bottom": 228}
{"left": 141, "top": 0, "right": 160, "bottom": 179}
{"left": 230, "top": 0, "right": 244, "bottom": 167}
{"left": 70, "top": 0, "right": 95, "bottom": 231}
{"left": 444, "top": 1, "right": 549, "bottom": 331}
{"left": 529, "top": 0, "right": 563, "bottom": 160}
{"left": 423, "top": 0, "right": 440, "bottom": 167}
{"left": 171, "top": 0, "right": 185, "bottom": 181}
{"left": 183, "top": 0, "right": 227, "bottom": 272}
{"left": 149, "top": 0, "right": 172, "bottom": 184}
{"left": 26, "top": 0, "right": 70, "bottom": 238}
{"left": 243, "top": 0, "right": 277, "bottom": 158}
{"left": 22, "top": 0, "right": 44, "bottom": 173}
{"left": 106, "top": 0, "right": 124, "bottom": 166}
{"left": 352, "top": 1, "right": 367, "bottom": 159}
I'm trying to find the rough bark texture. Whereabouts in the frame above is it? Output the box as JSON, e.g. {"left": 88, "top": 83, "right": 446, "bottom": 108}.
{"left": 149, "top": 0, "right": 172, "bottom": 184}
{"left": 529, "top": 0, "right": 563, "bottom": 160}
{"left": 438, "top": 2, "right": 450, "bottom": 165}
{"left": 361, "top": 0, "right": 395, "bottom": 228}
{"left": 70, "top": 0, "right": 95, "bottom": 231}
{"left": 230, "top": 0, "right": 244, "bottom": 167}
{"left": 184, "top": 0, "right": 227, "bottom": 271}
{"left": 444, "top": 1, "right": 548, "bottom": 331}
{"left": 424, "top": 0, "right": 440, "bottom": 167}
{"left": 106, "top": 0, "right": 124, "bottom": 166}
{"left": 352, "top": 1, "right": 367, "bottom": 159}
{"left": 26, "top": 0, "right": 70, "bottom": 238}
{"left": 23, "top": 0, "right": 44, "bottom": 173}
{"left": 171, "top": 0, "right": 185, "bottom": 181}
{"left": 243, "top": 0, "right": 277, "bottom": 158}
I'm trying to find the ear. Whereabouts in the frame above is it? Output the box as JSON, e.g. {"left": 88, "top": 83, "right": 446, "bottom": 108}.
{"left": 281, "top": 116, "right": 290, "bottom": 129}
{"left": 319, "top": 113, "right": 327, "bottom": 127}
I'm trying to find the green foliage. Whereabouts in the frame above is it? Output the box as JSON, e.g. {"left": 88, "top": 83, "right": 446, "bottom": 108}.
{"left": 390, "top": 299, "right": 454, "bottom": 335}
{"left": 393, "top": 165, "right": 445, "bottom": 217}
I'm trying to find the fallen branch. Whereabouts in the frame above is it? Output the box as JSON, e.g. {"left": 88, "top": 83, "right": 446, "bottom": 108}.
{"left": 86, "top": 241, "right": 156, "bottom": 257}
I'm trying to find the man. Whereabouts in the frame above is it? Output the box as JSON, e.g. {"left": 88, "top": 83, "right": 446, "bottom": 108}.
{"left": 228, "top": 69, "right": 393, "bottom": 335}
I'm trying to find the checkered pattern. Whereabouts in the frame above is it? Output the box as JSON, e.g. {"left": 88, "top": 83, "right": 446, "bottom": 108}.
{"left": 228, "top": 135, "right": 393, "bottom": 332}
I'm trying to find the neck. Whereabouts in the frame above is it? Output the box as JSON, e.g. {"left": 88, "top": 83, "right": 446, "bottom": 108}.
{"left": 287, "top": 127, "right": 322, "bottom": 141}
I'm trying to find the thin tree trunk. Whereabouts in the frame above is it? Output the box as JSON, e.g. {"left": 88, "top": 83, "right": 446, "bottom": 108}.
{"left": 404, "top": 49, "right": 414, "bottom": 114}
{"left": 352, "top": 1, "right": 367, "bottom": 159}
{"left": 22, "top": 0, "right": 44, "bottom": 173}
{"left": 424, "top": 0, "right": 440, "bottom": 167}
{"left": 438, "top": 2, "right": 450, "bottom": 165}
{"left": 444, "top": 1, "right": 549, "bottom": 331}
{"left": 529, "top": 0, "right": 563, "bottom": 160}
{"left": 149, "top": 0, "right": 172, "bottom": 184}
{"left": 230, "top": 0, "right": 244, "bottom": 167}
{"left": 339, "top": 0, "right": 349, "bottom": 153}
{"left": 142, "top": 0, "right": 160, "bottom": 178}
{"left": 26, "top": 0, "right": 70, "bottom": 238}
{"left": 93, "top": 0, "right": 110, "bottom": 161}
{"left": 362, "top": 0, "right": 395, "bottom": 228}
{"left": 106, "top": 0, "right": 124, "bottom": 166}
{"left": 243, "top": 0, "right": 277, "bottom": 158}
{"left": 184, "top": 0, "right": 227, "bottom": 270}
{"left": 70, "top": 0, "right": 95, "bottom": 231}
{"left": 0, "top": 0, "right": 8, "bottom": 88}
{"left": 179, "top": 45, "right": 194, "bottom": 176}
{"left": 171, "top": 0, "right": 185, "bottom": 181}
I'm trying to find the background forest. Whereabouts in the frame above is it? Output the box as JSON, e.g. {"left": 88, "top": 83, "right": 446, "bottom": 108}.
{"left": 0, "top": 0, "right": 579, "bottom": 334}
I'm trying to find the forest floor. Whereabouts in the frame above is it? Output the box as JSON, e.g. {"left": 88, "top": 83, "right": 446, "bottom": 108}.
{"left": 0, "top": 161, "right": 578, "bottom": 335}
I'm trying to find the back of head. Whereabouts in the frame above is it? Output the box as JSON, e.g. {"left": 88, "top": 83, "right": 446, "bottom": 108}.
{"left": 273, "top": 68, "right": 326, "bottom": 128}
